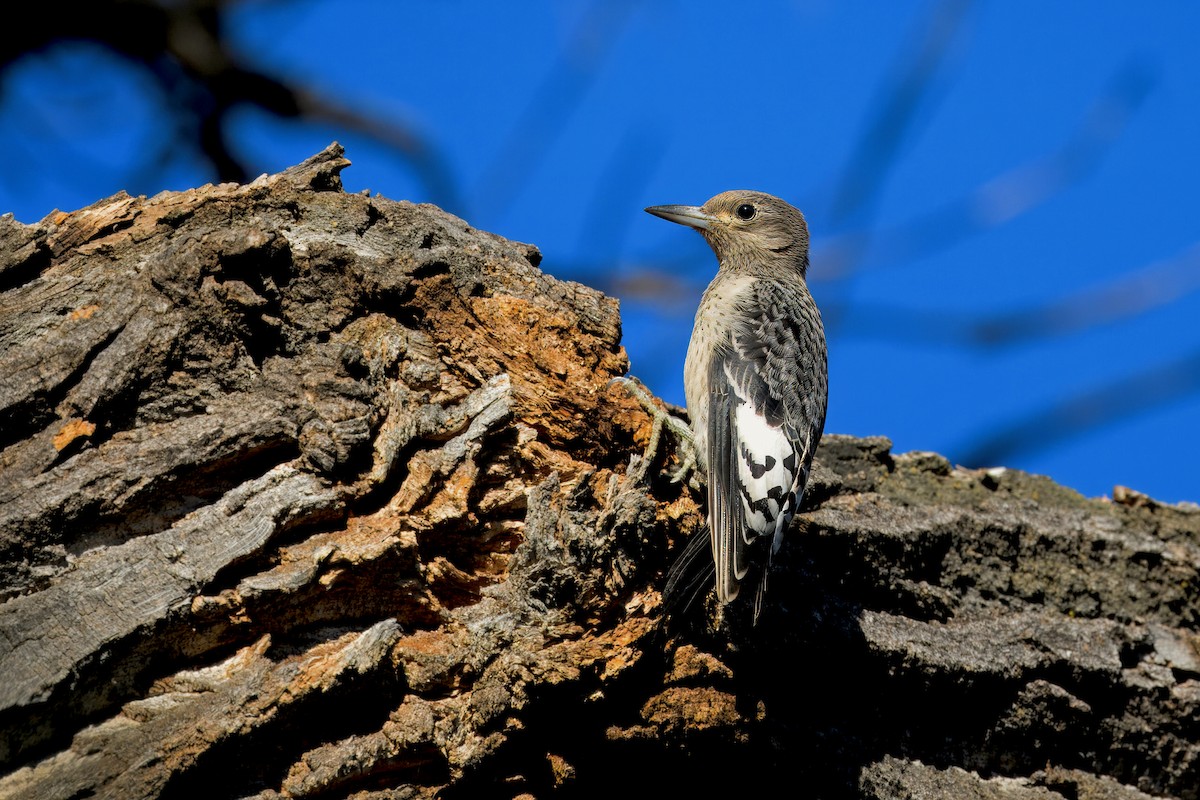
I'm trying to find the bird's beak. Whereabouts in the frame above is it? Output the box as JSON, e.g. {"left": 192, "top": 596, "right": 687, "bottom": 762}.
{"left": 645, "top": 204, "right": 714, "bottom": 231}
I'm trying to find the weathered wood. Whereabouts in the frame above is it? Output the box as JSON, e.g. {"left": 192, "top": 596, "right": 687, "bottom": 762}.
{"left": 0, "top": 144, "right": 1197, "bottom": 799}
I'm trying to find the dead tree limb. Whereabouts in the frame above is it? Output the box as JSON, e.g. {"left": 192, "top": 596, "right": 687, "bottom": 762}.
{"left": 0, "top": 145, "right": 1196, "bottom": 799}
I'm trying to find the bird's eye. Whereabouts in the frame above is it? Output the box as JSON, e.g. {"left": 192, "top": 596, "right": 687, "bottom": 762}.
{"left": 736, "top": 204, "right": 756, "bottom": 220}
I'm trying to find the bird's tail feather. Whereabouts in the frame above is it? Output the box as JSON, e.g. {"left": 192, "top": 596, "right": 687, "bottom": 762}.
{"left": 663, "top": 526, "right": 715, "bottom": 620}
{"left": 752, "top": 560, "right": 770, "bottom": 625}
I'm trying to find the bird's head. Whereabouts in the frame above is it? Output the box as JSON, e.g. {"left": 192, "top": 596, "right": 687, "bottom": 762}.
{"left": 646, "top": 190, "right": 810, "bottom": 275}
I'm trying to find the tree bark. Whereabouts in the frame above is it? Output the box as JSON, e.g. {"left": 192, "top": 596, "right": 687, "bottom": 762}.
{"left": 0, "top": 144, "right": 1197, "bottom": 799}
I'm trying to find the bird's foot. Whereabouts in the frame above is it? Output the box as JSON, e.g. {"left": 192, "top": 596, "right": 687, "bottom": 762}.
{"left": 609, "top": 376, "right": 699, "bottom": 488}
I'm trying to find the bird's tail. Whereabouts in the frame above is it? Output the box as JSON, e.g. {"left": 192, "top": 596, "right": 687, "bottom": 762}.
{"left": 751, "top": 559, "right": 771, "bottom": 625}
{"left": 663, "top": 526, "right": 715, "bottom": 621}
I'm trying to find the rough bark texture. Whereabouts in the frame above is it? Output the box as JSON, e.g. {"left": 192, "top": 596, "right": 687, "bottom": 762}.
{"left": 0, "top": 144, "right": 1197, "bottom": 800}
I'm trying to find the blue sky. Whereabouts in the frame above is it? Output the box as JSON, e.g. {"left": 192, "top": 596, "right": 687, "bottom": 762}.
{"left": 2, "top": 1, "right": 1198, "bottom": 504}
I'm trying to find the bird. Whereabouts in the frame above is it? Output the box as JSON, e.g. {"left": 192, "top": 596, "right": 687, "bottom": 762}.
{"left": 645, "top": 190, "right": 828, "bottom": 622}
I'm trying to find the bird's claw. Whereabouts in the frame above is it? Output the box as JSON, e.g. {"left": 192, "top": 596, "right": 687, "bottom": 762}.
{"left": 611, "top": 374, "right": 700, "bottom": 488}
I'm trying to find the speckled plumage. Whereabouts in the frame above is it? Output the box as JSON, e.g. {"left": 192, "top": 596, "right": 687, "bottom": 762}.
{"left": 647, "top": 191, "right": 828, "bottom": 620}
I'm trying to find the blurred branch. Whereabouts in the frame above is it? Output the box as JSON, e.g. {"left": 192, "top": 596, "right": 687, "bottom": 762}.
{"left": 550, "top": 250, "right": 705, "bottom": 313}
{"left": 814, "top": 0, "right": 972, "bottom": 336}
{"left": 574, "top": 126, "right": 665, "bottom": 266}
{"left": 816, "top": 60, "right": 1155, "bottom": 282}
{"left": 972, "top": 240, "right": 1200, "bottom": 345}
{"left": 472, "top": 0, "right": 640, "bottom": 221}
{"left": 825, "top": 239, "right": 1200, "bottom": 347}
{"left": 0, "top": 0, "right": 461, "bottom": 210}
{"left": 827, "top": 0, "right": 973, "bottom": 231}
{"left": 606, "top": 267, "right": 703, "bottom": 317}
{"left": 959, "top": 349, "right": 1200, "bottom": 469}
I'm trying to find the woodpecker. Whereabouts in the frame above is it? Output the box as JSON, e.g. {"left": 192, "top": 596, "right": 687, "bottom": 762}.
{"left": 646, "top": 190, "right": 828, "bottom": 620}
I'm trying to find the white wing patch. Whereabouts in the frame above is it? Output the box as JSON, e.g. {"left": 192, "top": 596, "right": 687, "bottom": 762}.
{"left": 725, "top": 361, "right": 800, "bottom": 566}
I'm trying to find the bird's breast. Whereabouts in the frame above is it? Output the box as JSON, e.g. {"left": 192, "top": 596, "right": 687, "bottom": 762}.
{"left": 683, "top": 273, "right": 756, "bottom": 472}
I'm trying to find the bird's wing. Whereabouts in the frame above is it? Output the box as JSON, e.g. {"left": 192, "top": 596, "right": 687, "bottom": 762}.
{"left": 707, "top": 283, "right": 826, "bottom": 604}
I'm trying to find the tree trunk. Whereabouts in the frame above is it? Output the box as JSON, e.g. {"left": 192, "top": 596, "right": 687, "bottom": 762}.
{"left": 0, "top": 144, "right": 1197, "bottom": 799}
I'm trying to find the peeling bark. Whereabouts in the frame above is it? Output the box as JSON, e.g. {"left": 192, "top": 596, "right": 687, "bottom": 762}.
{"left": 0, "top": 144, "right": 1197, "bottom": 799}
